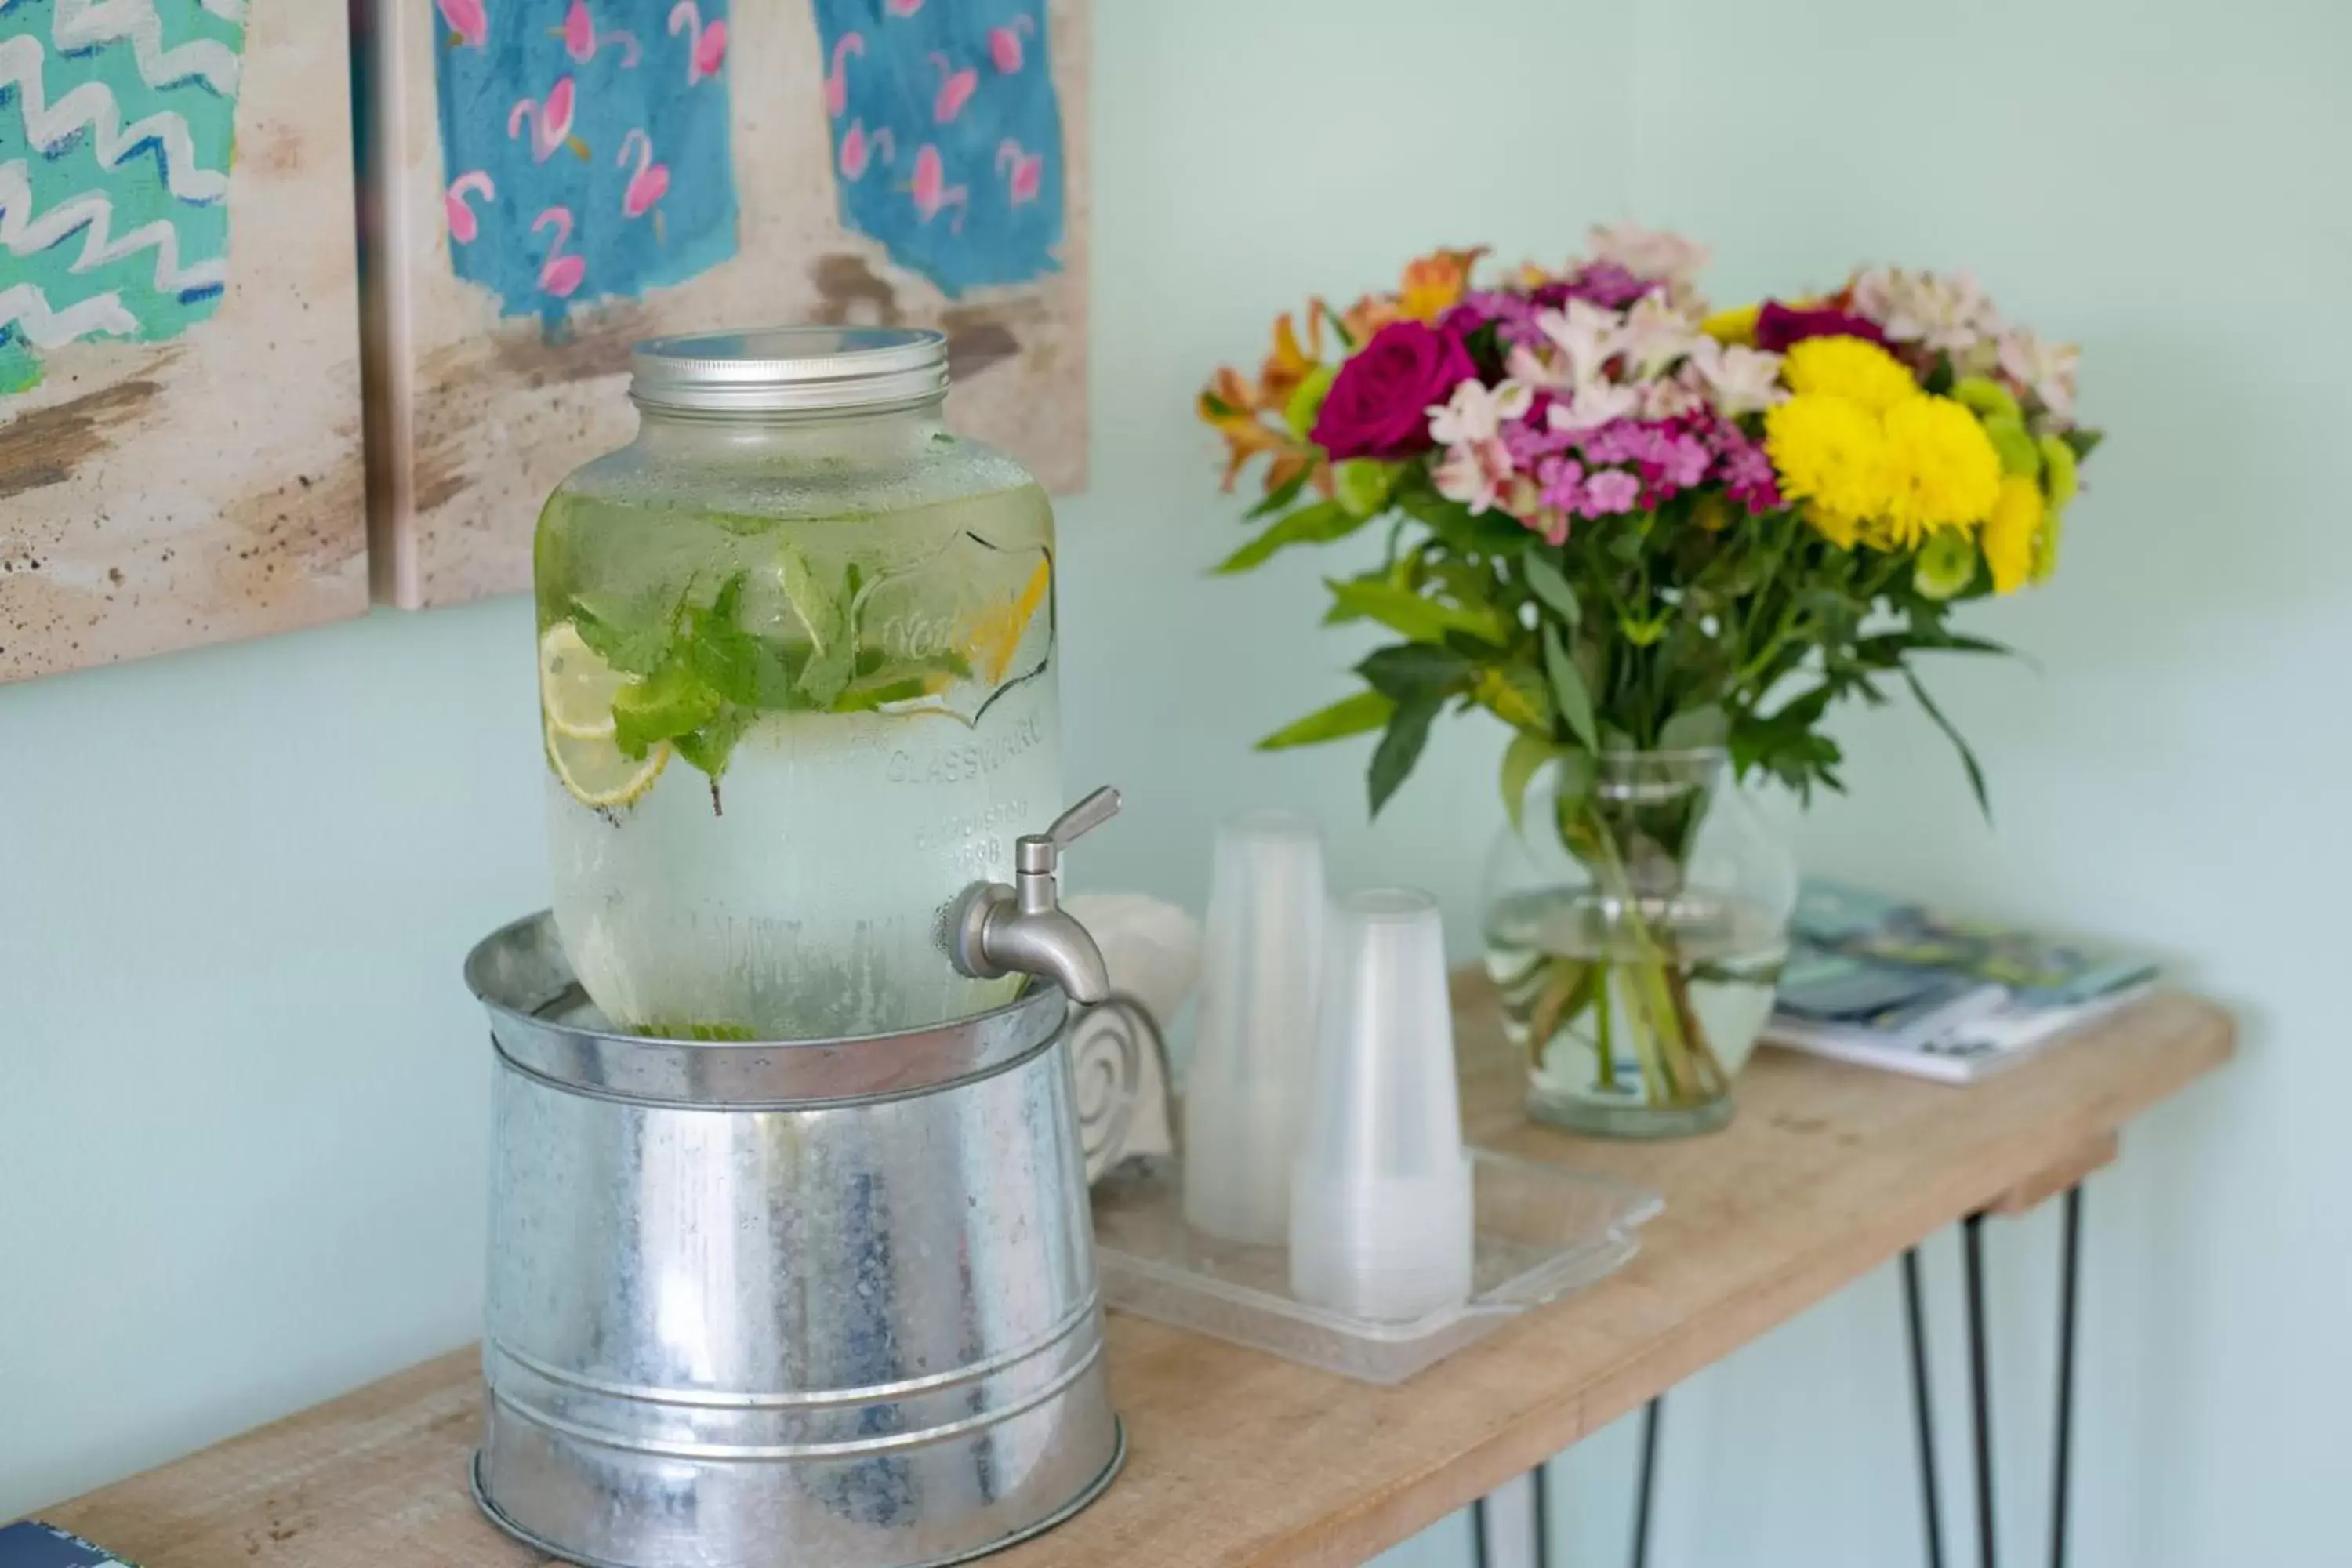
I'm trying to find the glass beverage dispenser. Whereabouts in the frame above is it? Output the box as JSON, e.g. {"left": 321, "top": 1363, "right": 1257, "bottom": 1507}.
{"left": 534, "top": 327, "right": 1065, "bottom": 1040}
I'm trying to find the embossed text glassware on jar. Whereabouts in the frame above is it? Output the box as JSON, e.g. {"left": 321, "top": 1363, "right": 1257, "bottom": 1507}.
{"left": 535, "top": 328, "right": 1062, "bottom": 1041}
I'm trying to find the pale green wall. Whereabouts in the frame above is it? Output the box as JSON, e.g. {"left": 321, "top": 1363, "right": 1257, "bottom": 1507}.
{"left": 3, "top": 3, "right": 2341, "bottom": 1566}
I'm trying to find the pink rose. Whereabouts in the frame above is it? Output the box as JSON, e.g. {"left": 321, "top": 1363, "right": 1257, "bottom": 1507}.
{"left": 1310, "top": 321, "right": 1476, "bottom": 460}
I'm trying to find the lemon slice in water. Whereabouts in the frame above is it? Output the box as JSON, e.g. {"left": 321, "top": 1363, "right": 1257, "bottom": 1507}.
{"left": 539, "top": 622, "right": 632, "bottom": 740}
{"left": 548, "top": 720, "right": 670, "bottom": 809}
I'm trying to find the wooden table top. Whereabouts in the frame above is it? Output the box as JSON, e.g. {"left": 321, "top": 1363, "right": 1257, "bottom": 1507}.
{"left": 44, "top": 986, "right": 2233, "bottom": 1568}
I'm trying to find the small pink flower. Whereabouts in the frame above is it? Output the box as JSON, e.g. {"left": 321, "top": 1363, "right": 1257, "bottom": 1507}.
{"left": 1581, "top": 470, "right": 1642, "bottom": 516}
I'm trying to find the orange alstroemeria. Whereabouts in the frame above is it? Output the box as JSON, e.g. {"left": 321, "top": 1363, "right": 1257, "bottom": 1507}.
{"left": 1257, "top": 305, "right": 1327, "bottom": 408}
{"left": 1198, "top": 307, "right": 1333, "bottom": 499}
{"left": 1337, "top": 292, "right": 1402, "bottom": 347}
{"left": 1396, "top": 245, "right": 1488, "bottom": 321}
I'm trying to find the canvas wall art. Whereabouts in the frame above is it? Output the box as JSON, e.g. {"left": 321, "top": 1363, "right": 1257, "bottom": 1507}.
{"left": 0, "top": 0, "right": 368, "bottom": 683}
{"left": 363, "top": 0, "right": 1089, "bottom": 610}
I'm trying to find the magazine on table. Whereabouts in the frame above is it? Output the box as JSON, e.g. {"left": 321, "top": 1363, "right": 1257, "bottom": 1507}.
{"left": 1766, "top": 880, "right": 2161, "bottom": 1083}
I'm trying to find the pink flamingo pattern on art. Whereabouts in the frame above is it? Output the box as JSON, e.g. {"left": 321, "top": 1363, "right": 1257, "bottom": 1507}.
{"left": 928, "top": 52, "right": 978, "bottom": 124}
{"left": 507, "top": 77, "right": 579, "bottom": 162}
{"left": 616, "top": 129, "right": 670, "bottom": 217}
{"left": 532, "top": 208, "right": 586, "bottom": 297}
{"left": 668, "top": 2, "right": 728, "bottom": 84}
{"left": 908, "top": 143, "right": 966, "bottom": 232}
{"left": 813, "top": 0, "right": 1061, "bottom": 294}
{"left": 838, "top": 120, "right": 894, "bottom": 181}
{"left": 445, "top": 170, "right": 496, "bottom": 242}
{"left": 560, "top": 1, "right": 641, "bottom": 67}
{"left": 437, "top": 0, "right": 487, "bottom": 49}
{"left": 994, "top": 138, "right": 1040, "bottom": 205}
{"left": 988, "top": 16, "right": 1033, "bottom": 74}
{"left": 825, "top": 32, "right": 863, "bottom": 117}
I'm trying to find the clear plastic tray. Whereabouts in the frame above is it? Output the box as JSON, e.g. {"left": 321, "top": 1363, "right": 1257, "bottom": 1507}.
{"left": 1091, "top": 1149, "right": 1662, "bottom": 1385}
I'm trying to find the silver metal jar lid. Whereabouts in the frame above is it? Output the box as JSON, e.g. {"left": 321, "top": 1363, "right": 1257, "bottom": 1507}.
{"left": 630, "top": 326, "right": 950, "bottom": 414}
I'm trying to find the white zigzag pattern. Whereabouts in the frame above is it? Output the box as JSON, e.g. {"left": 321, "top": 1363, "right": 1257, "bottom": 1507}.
{"left": 51, "top": 0, "right": 242, "bottom": 95}
{"left": 0, "top": 157, "right": 226, "bottom": 292}
{"left": 0, "top": 278, "right": 136, "bottom": 345}
{"left": 0, "top": 33, "right": 230, "bottom": 203}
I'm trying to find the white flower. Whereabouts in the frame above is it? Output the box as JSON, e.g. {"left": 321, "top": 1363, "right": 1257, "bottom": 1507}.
{"left": 1620, "top": 292, "right": 1704, "bottom": 379}
{"left": 1685, "top": 336, "right": 1786, "bottom": 416}
{"left": 1534, "top": 299, "right": 1626, "bottom": 383}
{"left": 1997, "top": 329, "right": 2081, "bottom": 421}
{"left": 1589, "top": 221, "right": 1710, "bottom": 287}
{"left": 1857, "top": 266, "right": 2003, "bottom": 354}
{"left": 1426, "top": 376, "right": 1532, "bottom": 446}
{"left": 1433, "top": 437, "right": 1515, "bottom": 514}
{"left": 1640, "top": 378, "right": 1704, "bottom": 420}
{"left": 1547, "top": 379, "right": 1643, "bottom": 433}
{"left": 1504, "top": 340, "right": 1570, "bottom": 394}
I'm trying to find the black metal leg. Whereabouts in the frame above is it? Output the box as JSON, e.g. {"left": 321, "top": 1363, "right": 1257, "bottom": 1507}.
{"left": 2050, "top": 1185, "right": 2083, "bottom": 1568}
{"left": 1963, "top": 1213, "right": 1998, "bottom": 1568}
{"left": 1533, "top": 1459, "right": 1552, "bottom": 1568}
{"left": 1904, "top": 1246, "right": 1947, "bottom": 1568}
{"left": 1632, "top": 1396, "right": 1663, "bottom": 1568}
{"left": 1471, "top": 1492, "right": 1492, "bottom": 1568}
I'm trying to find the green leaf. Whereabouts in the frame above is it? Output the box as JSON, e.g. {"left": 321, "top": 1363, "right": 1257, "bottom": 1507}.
{"left": 1257, "top": 689, "right": 1395, "bottom": 750}
{"left": 1357, "top": 643, "right": 1475, "bottom": 700}
{"left": 1326, "top": 578, "right": 1509, "bottom": 646}
{"left": 612, "top": 659, "right": 723, "bottom": 760}
{"left": 1541, "top": 625, "right": 1599, "bottom": 751}
{"left": 2062, "top": 428, "right": 2103, "bottom": 461}
{"left": 1520, "top": 546, "right": 1581, "bottom": 629}
{"left": 1245, "top": 464, "right": 1313, "bottom": 521}
{"left": 675, "top": 703, "right": 755, "bottom": 776}
{"left": 1659, "top": 703, "right": 1730, "bottom": 751}
{"left": 1368, "top": 691, "right": 1443, "bottom": 816}
{"left": 1500, "top": 731, "right": 1558, "bottom": 832}
{"left": 1319, "top": 300, "right": 1358, "bottom": 351}
{"left": 1334, "top": 459, "right": 1397, "bottom": 520}
{"left": 797, "top": 638, "right": 855, "bottom": 709}
{"left": 569, "top": 594, "right": 676, "bottom": 677}
{"left": 1217, "top": 499, "right": 1370, "bottom": 574}
{"left": 1398, "top": 485, "right": 1530, "bottom": 555}
{"left": 1283, "top": 363, "right": 1338, "bottom": 438}
{"left": 776, "top": 543, "right": 845, "bottom": 656}
{"left": 1902, "top": 668, "right": 1991, "bottom": 821}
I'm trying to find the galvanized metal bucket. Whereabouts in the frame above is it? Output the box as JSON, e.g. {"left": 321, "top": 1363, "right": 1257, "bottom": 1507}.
{"left": 465, "top": 913, "right": 1124, "bottom": 1568}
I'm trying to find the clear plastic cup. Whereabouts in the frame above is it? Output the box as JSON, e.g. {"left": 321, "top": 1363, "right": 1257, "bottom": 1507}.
{"left": 1181, "top": 811, "right": 1326, "bottom": 1245}
{"left": 1288, "top": 887, "right": 1473, "bottom": 1322}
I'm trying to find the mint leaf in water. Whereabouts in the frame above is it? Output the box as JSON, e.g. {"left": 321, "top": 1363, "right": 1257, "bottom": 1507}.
{"left": 612, "top": 659, "right": 723, "bottom": 760}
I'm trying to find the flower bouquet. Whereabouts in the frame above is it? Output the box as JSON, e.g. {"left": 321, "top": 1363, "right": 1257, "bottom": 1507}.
{"left": 1198, "top": 228, "right": 2096, "bottom": 1134}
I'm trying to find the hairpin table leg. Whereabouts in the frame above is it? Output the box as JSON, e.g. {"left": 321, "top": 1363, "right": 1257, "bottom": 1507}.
{"left": 1631, "top": 1396, "right": 1663, "bottom": 1568}
{"left": 2049, "top": 1185, "right": 2082, "bottom": 1568}
{"left": 1904, "top": 1245, "right": 1947, "bottom": 1568}
{"left": 1963, "top": 1212, "right": 1998, "bottom": 1568}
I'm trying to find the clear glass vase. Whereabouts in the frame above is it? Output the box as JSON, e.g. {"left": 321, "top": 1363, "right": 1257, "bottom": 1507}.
{"left": 1480, "top": 750, "right": 1798, "bottom": 1138}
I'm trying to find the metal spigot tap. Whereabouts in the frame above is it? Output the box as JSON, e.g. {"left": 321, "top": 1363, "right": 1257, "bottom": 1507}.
{"left": 947, "top": 787, "right": 1122, "bottom": 1004}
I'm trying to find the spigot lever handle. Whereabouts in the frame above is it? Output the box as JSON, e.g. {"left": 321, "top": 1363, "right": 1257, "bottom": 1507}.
{"left": 1015, "top": 786, "right": 1122, "bottom": 875}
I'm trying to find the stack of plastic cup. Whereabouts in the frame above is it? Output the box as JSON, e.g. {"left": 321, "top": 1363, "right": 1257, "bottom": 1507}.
{"left": 1288, "top": 887, "right": 1474, "bottom": 1323}
{"left": 1181, "top": 811, "right": 1326, "bottom": 1246}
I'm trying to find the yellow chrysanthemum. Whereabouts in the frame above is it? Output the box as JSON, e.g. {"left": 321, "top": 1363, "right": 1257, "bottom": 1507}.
{"left": 1701, "top": 303, "right": 1761, "bottom": 347}
{"left": 1782, "top": 336, "right": 1922, "bottom": 416}
{"left": 1982, "top": 474, "right": 2042, "bottom": 595}
{"left": 1880, "top": 395, "right": 2004, "bottom": 545}
{"left": 1765, "top": 394, "right": 1889, "bottom": 534}
{"left": 1803, "top": 501, "right": 1862, "bottom": 550}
